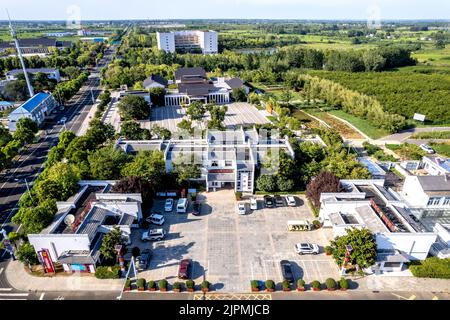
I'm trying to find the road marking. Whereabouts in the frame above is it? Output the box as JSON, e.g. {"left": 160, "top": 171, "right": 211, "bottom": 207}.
{"left": 391, "top": 293, "right": 410, "bottom": 300}
{"left": 39, "top": 292, "right": 45, "bottom": 300}
{"left": 0, "top": 288, "right": 12, "bottom": 291}
{"left": 0, "top": 298, "right": 27, "bottom": 300}
{"left": 194, "top": 293, "right": 272, "bottom": 300}
{"left": 0, "top": 267, "right": 3, "bottom": 275}
{"left": 432, "top": 296, "right": 439, "bottom": 300}
{"left": 0, "top": 292, "right": 29, "bottom": 296}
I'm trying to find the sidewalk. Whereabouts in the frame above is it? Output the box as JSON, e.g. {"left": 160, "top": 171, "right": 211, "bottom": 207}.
{"left": 5, "top": 261, "right": 124, "bottom": 292}
{"left": 353, "top": 274, "right": 450, "bottom": 293}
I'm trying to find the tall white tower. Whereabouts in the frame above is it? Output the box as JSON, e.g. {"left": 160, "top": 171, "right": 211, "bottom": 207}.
{"left": 7, "top": 10, "right": 34, "bottom": 98}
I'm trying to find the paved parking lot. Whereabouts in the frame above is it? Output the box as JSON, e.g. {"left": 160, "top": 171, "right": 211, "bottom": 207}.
{"left": 131, "top": 190, "right": 339, "bottom": 292}
{"left": 144, "top": 102, "right": 270, "bottom": 133}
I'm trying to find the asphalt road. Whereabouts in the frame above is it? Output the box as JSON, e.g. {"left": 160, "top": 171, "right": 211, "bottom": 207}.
{"left": 0, "top": 47, "right": 116, "bottom": 256}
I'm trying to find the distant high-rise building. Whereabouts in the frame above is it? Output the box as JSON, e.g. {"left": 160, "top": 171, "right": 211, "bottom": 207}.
{"left": 156, "top": 30, "right": 218, "bottom": 54}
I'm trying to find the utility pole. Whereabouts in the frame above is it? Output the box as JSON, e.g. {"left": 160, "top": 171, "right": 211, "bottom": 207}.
{"left": 7, "top": 10, "right": 34, "bottom": 98}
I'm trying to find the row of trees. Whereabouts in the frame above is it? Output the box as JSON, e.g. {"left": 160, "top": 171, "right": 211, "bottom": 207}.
{"left": 0, "top": 118, "right": 39, "bottom": 172}
{"left": 297, "top": 74, "right": 406, "bottom": 133}
{"left": 53, "top": 72, "right": 89, "bottom": 104}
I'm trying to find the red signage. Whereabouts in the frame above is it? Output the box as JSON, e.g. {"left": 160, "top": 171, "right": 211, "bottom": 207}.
{"left": 39, "top": 249, "right": 55, "bottom": 273}
{"left": 209, "top": 169, "right": 234, "bottom": 174}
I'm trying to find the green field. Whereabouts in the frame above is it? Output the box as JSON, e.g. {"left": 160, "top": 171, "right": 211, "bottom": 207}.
{"left": 430, "top": 142, "right": 450, "bottom": 157}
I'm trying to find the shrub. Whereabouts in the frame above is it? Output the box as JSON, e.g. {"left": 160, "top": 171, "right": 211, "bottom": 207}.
{"left": 124, "top": 278, "right": 131, "bottom": 288}
{"left": 250, "top": 280, "right": 259, "bottom": 289}
{"left": 158, "top": 279, "right": 168, "bottom": 290}
{"left": 186, "top": 279, "right": 195, "bottom": 289}
{"left": 312, "top": 220, "right": 321, "bottom": 229}
{"left": 191, "top": 193, "right": 197, "bottom": 201}
{"left": 265, "top": 280, "right": 275, "bottom": 290}
{"left": 173, "top": 282, "right": 182, "bottom": 290}
{"left": 147, "top": 280, "right": 156, "bottom": 289}
{"left": 311, "top": 280, "right": 321, "bottom": 290}
{"left": 408, "top": 257, "right": 450, "bottom": 279}
{"left": 136, "top": 278, "right": 146, "bottom": 289}
{"left": 297, "top": 279, "right": 306, "bottom": 288}
{"left": 339, "top": 278, "right": 349, "bottom": 290}
{"left": 201, "top": 280, "right": 210, "bottom": 289}
{"left": 235, "top": 191, "right": 243, "bottom": 200}
{"left": 324, "top": 246, "right": 333, "bottom": 255}
{"left": 325, "top": 278, "right": 337, "bottom": 290}
{"left": 95, "top": 265, "right": 121, "bottom": 279}
{"left": 282, "top": 280, "right": 290, "bottom": 289}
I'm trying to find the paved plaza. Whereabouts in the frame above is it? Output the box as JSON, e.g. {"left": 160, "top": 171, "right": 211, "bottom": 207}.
{"left": 144, "top": 102, "right": 270, "bottom": 133}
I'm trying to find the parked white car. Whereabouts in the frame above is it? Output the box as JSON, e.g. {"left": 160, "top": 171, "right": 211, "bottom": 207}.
{"left": 146, "top": 213, "right": 165, "bottom": 225}
{"left": 164, "top": 198, "right": 174, "bottom": 212}
{"left": 295, "top": 243, "right": 320, "bottom": 255}
{"left": 250, "top": 197, "right": 258, "bottom": 210}
{"left": 420, "top": 144, "right": 435, "bottom": 154}
{"left": 286, "top": 195, "right": 296, "bottom": 207}
{"left": 141, "top": 228, "right": 165, "bottom": 242}
{"left": 238, "top": 202, "right": 246, "bottom": 215}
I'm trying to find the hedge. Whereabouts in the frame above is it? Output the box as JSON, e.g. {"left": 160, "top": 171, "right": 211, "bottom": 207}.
{"left": 408, "top": 258, "right": 450, "bottom": 279}
{"left": 95, "top": 265, "right": 121, "bottom": 279}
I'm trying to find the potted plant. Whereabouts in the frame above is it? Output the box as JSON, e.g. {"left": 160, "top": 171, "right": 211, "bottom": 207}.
{"left": 324, "top": 246, "right": 333, "bottom": 256}
{"left": 173, "top": 282, "right": 182, "bottom": 293}
{"left": 136, "top": 278, "right": 146, "bottom": 291}
{"left": 265, "top": 280, "right": 275, "bottom": 292}
{"left": 250, "top": 280, "right": 259, "bottom": 292}
{"left": 191, "top": 193, "right": 197, "bottom": 202}
{"left": 186, "top": 279, "right": 195, "bottom": 292}
{"left": 147, "top": 280, "right": 156, "bottom": 292}
{"left": 158, "top": 279, "right": 168, "bottom": 292}
{"left": 124, "top": 278, "right": 131, "bottom": 291}
{"left": 312, "top": 220, "right": 321, "bottom": 229}
{"left": 339, "top": 278, "right": 349, "bottom": 291}
{"left": 201, "top": 280, "right": 210, "bottom": 293}
{"left": 235, "top": 191, "right": 243, "bottom": 201}
{"left": 282, "top": 280, "right": 291, "bottom": 292}
{"left": 325, "top": 278, "right": 336, "bottom": 291}
{"left": 311, "top": 280, "right": 321, "bottom": 291}
{"left": 297, "top": 279, "right": 306, "bottom": 292}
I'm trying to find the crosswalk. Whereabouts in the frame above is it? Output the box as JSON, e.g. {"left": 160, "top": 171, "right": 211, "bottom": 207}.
{"left": 0, "top": 291, "right": 29, "bottom": 300}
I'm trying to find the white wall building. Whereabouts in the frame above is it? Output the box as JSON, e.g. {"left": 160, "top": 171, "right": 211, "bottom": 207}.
{"left": 5, "top": 68, "right": 61, "bottom": 82}
{"left": 156, "top": 30, "right": 218, "bottom": 54}
{"left": 116, "top": 128, "right": 296, "bottom": 193}
{"left": 319, "top": 179, "right": 438, "bottom": 274}
{"left": 422, "top": 156, "right": 450, "bottom": 176}
{"left": 28, "top": 181, "right": 143, "bottom": 273}
{"left": 8, "top": 92, "right": 58, "bottom": 131}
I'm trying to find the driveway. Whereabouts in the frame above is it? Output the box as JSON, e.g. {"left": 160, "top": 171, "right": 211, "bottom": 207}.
{"left": 132, "top": 190, "right": 339, "bottom": 292}
{"left": 378, "top": 127, "right": 450, "bottom": 143}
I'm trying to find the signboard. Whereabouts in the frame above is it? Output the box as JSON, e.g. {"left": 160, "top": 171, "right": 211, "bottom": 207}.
{"left": 38, "top": 249, "right": 55, "bottom": 273}
{"left": 413, "top": 113, "right": 426, "bottom": 122}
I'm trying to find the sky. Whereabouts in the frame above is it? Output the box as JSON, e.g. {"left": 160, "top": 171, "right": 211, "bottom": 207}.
{"left": 1, "top": 0, "right": 449, "bottom": 21}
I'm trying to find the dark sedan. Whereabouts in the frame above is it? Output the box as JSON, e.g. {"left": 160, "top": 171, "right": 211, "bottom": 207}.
{"left": 264, "top": 195, "right": 274, "bottom": 208}
{"left": 280, "top": 260, "right": 295, "bottom": 285}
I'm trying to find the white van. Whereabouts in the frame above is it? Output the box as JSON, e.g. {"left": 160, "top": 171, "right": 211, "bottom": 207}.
{"left": 177, "top": 198, "right": 188, "bottom": 213}
{"left": 146, "top": 213, "right": 165, "bottom": 225}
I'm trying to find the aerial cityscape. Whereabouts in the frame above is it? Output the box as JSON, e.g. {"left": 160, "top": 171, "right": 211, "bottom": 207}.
{"left": 0, "top": 0, "right": 448, "bottom": 311}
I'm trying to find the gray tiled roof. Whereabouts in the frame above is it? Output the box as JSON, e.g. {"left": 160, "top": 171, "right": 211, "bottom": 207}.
{"left": 175, "top": 67, "right": 206, "bottom": 81}
{"left": 143, "top": 74, "right": 168, "bottom": 87}
{"left": 225, "top": 77, "right": 244, "bottom": 89}
{"left": 417, "top": 175, "right": 450, "bottom": 194}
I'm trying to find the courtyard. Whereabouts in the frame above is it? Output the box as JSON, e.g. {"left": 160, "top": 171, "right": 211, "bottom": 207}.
{"left": 129, "top": 190, "right": 340, "bottom": 292}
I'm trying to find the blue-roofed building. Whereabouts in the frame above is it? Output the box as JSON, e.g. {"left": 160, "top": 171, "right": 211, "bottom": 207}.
{"left": 8, "top": 92, "right": 58, "bottom": 131}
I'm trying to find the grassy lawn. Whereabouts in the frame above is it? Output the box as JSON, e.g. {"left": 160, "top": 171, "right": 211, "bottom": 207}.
{"left": 430, "top": 142, "right": 450, "bottom": 157}
{"left": 328, "top": 110, "right": 390, "bottom": 139}
{"left": 410, "top": 131, "right": 450, "bottom": 139}
{"left": 292, "top": 109, "right": 322, "bottom": 129}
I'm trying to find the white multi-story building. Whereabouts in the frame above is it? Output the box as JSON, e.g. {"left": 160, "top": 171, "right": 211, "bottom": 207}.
{"left": 28, "top": 181, "right": 143, "bottom": 274}
{"left": 156, "top": 30, "right": 218, "bottom": 54}
{"left": 116, "top": 128, "right": 296, "bottom": 193}
{"left": 319, "top": 179, "right": 438, "bottom": 274}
